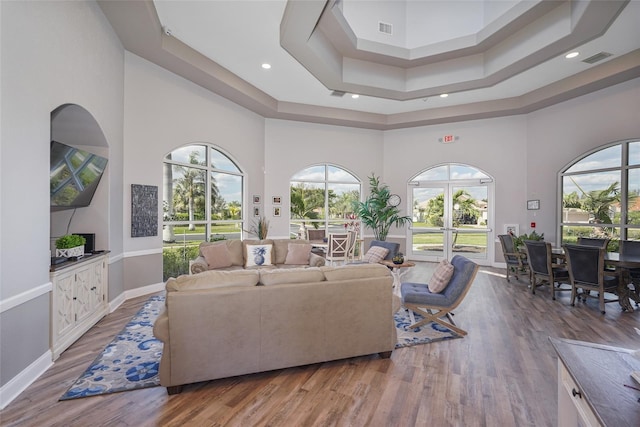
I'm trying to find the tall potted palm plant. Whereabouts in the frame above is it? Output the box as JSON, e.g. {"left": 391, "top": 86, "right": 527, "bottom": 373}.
{"left": 352, "top": 174, "right": 411, "bottom": 241}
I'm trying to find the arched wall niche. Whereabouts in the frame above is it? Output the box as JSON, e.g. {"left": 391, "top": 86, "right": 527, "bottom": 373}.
{"left": 50, "top": 103, "right": 110, "bottom": 254}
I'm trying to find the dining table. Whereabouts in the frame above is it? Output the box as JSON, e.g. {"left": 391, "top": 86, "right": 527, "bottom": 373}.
{"left": 534, "top": 247, "right": 640, "bottom": 312}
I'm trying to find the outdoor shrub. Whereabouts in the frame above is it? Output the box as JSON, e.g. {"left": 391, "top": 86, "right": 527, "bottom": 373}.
{"left": 163, "top": 245, "right": 200, "bottom": 281}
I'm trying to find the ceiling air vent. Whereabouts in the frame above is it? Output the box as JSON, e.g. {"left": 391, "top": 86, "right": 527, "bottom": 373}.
{"left": 378, "top": 21, "right": 393, "bottom": 35}
{"left": 582, "top": 52, "right": 613, "bottom": 64}
{"left": 330, "top": 90, "right": 346, "bottom": 97}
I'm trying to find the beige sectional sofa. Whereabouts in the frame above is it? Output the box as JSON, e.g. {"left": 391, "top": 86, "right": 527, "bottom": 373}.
{"left": 190, "top": 238, "right": 325, "bottom": 274}
{"left": 153, "top": 263, "right": 396, "bottom": 394}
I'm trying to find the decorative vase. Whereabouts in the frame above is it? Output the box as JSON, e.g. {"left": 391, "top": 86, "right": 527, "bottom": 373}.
{"left": 56, "top": 245, "right": 84, "bottom": 258}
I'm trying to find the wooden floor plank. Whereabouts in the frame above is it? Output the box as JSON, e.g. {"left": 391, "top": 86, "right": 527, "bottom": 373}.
{"left": 1, "top": 263, "right": 639, "bottom": 426}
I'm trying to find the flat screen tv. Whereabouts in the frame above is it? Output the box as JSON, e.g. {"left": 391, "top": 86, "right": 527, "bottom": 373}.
{"left": 50, "top": 140, "right": 108, "bottom": 211}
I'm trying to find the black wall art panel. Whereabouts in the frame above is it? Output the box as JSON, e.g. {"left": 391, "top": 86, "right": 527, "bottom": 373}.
{"left": 131, "top": 184, "right": 158, "bottom": 237}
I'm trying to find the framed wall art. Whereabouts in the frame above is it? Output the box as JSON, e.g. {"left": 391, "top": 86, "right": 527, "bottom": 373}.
{"left": 131, "top": 184, "right": 158, "bottom": 237}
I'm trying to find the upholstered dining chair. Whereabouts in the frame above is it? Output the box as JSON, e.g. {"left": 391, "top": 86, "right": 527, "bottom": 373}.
{"left": 401, "top": 255, "right": 479, "bottom": 336}
{"left": 563, "top": 244, "right": 619, "bottom": 314}
{"left": 325, "top": 233, "right": 350, "bottom": 265}
{"left": 498, "top": 234, "right": 528, "bottom": 282}
{"left": 620, "top": 240, "right": 640, "bottom": 284}
{"left": 306, "top": 228, "right": 326, "bottom": 242}
{"left": 524, "top": 240, "right": 570, "bottom": 300}
{"left": 577, "top": 236, "right": 610, "bottom": 249}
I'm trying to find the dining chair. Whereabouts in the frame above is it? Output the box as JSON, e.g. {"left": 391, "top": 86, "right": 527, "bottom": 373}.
{"left": 498, "top": 234, "right": 528, "bottom": 282}
{"left": 524, "top": 240, "right": 570, "bottom": 300}
{"left": 563, "top": 244, "right": 619, "bottom": 314}
{"left": 325, "top": 233, "right": 350, "bottom": 265}
{"left": 577, "top": 237, "right": 610, "bottom": 249}
{"left": 620, "top": 240, "right": 640, "bottom": 284}
{"left": 345, "top": 230, "right": 359, "bottom": 262}
{"left": 306, "top": 228, "right": 326, "bottom": 242}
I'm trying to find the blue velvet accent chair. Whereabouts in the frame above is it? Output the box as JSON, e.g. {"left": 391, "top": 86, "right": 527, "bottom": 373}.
{"left": 400, "top": 255, "right": 479, "bottom": 336}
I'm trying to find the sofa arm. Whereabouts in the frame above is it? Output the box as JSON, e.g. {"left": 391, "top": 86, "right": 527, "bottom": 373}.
{"left": 309, "top": 252, "right": 326, "bottom": 267}
{"left": 190, "top": 256, "right": 208, "bottom": 274}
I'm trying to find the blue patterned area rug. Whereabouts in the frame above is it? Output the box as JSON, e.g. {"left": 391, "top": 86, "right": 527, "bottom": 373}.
{"left": 60, "top": 295, "right": 457, "bottom": 400}
{"left": 59, "top": 295, "right": 165, "bottom": 400}
{"left": 394, "top": 308, "right": 462, "bottom": 348}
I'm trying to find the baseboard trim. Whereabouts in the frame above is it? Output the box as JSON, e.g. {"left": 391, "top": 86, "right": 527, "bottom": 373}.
{"left": 3, "top": 283, "right": 165, "bottom": 409}
{"left": 0, "top": 350, "right": 52, "bottom": 410}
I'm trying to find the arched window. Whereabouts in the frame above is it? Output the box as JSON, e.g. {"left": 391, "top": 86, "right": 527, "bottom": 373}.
{"left": 290, "top": 164, "right": 361, "bottom": 237}
{"left": 559, "top": 139, "right": 640, "bottom": 248}
{"left": 162, "top": 144, "right": 244, "bottom": 278}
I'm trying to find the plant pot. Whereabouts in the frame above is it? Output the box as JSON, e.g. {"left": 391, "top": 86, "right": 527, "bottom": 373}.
{"left": 56, "top": 245, "right": 84, "bottom": 258}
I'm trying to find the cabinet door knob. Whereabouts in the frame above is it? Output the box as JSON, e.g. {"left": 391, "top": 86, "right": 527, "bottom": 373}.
{"left": 572, "top": 388, "right": 582, "bottom": 399}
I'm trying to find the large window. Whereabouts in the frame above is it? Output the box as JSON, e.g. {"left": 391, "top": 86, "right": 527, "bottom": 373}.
{"left": 560, "top": 140, "right": 640, "bottom": 249}
{"left": 290, "top": 164, "right": 361, "bottom": 238}
{"left": 162, "top": 144, "right": 244, "bottom": 279}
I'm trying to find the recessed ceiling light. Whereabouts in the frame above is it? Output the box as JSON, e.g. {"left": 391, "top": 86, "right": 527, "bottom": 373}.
{"left": 261, "top": 63, "right": 271, "bottom": 69}
{"left": 440, "top": 94, "right": 449, "bottom": 98}
{"left": 565, "top": 52, "right": 579, "bottom": 59}
{"left": 351, "top": 94, "right": 359, "bottom": 99}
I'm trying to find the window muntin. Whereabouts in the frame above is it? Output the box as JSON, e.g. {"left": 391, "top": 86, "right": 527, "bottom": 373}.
{"left": 413, "top": 164, "right": 489, "bottom": 182}
{"left": 290, "top": 164, "right": 361, "bottom": 237}
{"left": 565, "top": 145, "right": 621, "bottom": 173}
{"left": 560, "top": 140, "right": 639, "bottom": 245}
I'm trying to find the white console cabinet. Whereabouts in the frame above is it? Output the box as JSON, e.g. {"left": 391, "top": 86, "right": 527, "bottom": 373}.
{"left": 50, "top": 253, "right": 109, "bottom": 360}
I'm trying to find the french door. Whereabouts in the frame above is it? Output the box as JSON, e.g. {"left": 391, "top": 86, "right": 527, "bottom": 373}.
{"left": 408, "top": 179, "right": 493, "bottom": 265}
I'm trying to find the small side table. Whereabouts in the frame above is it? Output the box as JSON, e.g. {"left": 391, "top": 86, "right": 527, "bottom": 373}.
{"left": 379, "top": 260, "right": 416, "bottom": 290}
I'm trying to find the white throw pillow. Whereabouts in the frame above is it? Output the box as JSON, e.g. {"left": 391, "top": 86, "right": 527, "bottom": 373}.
{"left": 245, "top": 244, "right": 273, "bottom": 267}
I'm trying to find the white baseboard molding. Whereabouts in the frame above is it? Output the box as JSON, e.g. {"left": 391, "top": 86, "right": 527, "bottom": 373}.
{"left": 0, "top": 350, "right": 52, "bottom": 410}
{"left": 109, "top": 282, "right": 165, "bottom": 313}
{"left": 3, "top": 283, "right": 165, "bottom": 409}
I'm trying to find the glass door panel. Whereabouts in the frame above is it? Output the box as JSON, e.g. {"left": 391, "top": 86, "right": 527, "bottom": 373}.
{"left": 411, "top": 186, "right": 447, "bottom": 260}
{"left": 451, "top": 185, "right": 490, "bottom": 259}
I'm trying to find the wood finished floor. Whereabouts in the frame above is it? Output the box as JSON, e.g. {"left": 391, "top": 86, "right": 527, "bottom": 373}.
{"left": 2, "top": 263, "right": 639, "bottom": 427}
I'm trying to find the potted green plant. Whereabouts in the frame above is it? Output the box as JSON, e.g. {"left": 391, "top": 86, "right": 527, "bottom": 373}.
{"left": 352, "top": 174, "right": 412, "bottom": 241}
{"left": 55, "top": 234, "right": 87, "bottom": 258}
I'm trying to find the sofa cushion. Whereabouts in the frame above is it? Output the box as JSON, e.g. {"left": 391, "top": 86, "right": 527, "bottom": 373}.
{"left": 259, "top": 267, "right": 325, "bottom": 285}
{"left": 166, "top": 269, "right": 260, "bottom": 292}
{"left": 363, "top": 246, "right": 389, "bottom": 263}
{"left": 201, "top": 242, "right": 233, "bottom": 269}
{"left": 428, "top": 259, "right": 454, "bottom": 293}
{"left": 321, "top": 263, "right": 391, "bottom": 281}
{"left": 284, "top": 243, "right": 312, "bottom": 265}
{"left": 272, "top": 239, "right": 291, "bottom": 264}
{"left": 199, "top": 240, "right": 244, "bottom": 266}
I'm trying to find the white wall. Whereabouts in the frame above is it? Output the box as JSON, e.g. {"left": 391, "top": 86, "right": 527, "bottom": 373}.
{"left": 525, "top": 77, "right": 640, "bottom": 243}
{"left": 0, "top": 0, "right": 124, "bottom": 398}
{"left": 123, "top": 52, "right": 265, "bottom": 254}
{"left": 264, "top": 119, "right": 383, "bottom": 238}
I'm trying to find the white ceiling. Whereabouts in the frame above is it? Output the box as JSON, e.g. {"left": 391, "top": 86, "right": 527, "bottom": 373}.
{"left": 99, "top": 0, "right": 640, "bottom": 129}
